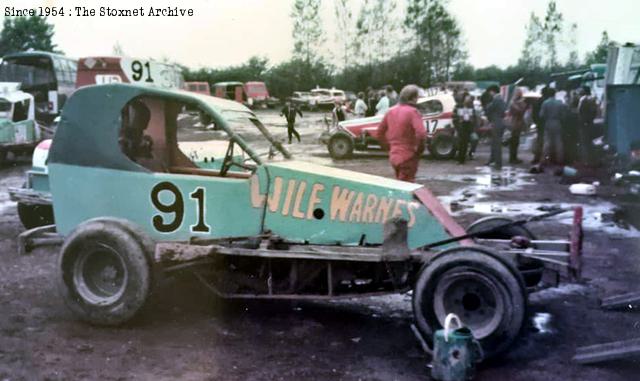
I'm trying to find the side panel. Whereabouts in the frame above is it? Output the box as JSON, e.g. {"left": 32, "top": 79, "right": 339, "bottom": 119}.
{"left": 49, "top": 164, "right": 266, "bottom": 241}
{"left": 260, "top": 164, "right": 452, "bottom": 249}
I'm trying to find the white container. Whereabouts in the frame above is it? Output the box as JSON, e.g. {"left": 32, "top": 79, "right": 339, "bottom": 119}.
{"left": 569, "top": 183, "right": 597, "bottom": 196}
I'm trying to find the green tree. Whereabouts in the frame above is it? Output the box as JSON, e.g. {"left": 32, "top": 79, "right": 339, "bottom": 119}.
{"left": 541, "top": 0, "right": 563, "bottom": 68}
{"left": 404, "top": 0, "right": 465, "bottom": 86}
{"left": 585, "top": 31, "right": 613, "bottom": 64}
{"left": 291, "top": 0, "right": 325, "bottom": 65}
{"left": 0, "top": 16, "right": 59, "bottom": 56}
{"left": 518, "top": 13, "right": 544, "bottom": 69}
{"left": 333, "top": 0, "right": 354, "bottom": 69}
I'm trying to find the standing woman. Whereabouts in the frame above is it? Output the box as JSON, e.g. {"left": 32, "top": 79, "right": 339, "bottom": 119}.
{"left": 508, "top": 88, "right": 527, "bottom": 164}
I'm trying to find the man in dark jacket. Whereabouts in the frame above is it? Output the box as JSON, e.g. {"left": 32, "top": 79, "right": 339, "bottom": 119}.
{"left": 532, "top": 86, "right": 552, "bottom": 164}
{"left": 281, "top": 100, "right": 303, "bottom": 144}
{"left": 577, "top": 86, "right": 598, "bottom": 164}
{"left": 484, "top": 85, "right": 507, "bottom": 169}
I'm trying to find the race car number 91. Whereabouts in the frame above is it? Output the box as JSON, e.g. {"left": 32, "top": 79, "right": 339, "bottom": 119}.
{"left": 150, "top": 182, "right": 211, "bottom": 234}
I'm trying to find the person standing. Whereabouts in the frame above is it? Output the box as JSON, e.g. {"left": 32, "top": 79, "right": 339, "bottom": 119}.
{"left": 484, "top": 85, "right": 507, "bottom": 169}
{"left": 508, "top": 88, "right": 527, "bottom": 164}
{"left": 366, "top": 88, "right": 377, "bottom": 117}
{"left": 281, "top": 100, "right": 303, "bottom": 144}
{"left": 577, "top": 86, "right": 598, "bottom": 165}
{"left": 532, "top": 87, "right": 552, "bottom": 164}
{"left": 540, "top": 88, "right": 567, "bottom": 167}
{"left": 354, "top": 92, "right": 368, "bottom": 117}
{"left": 331, "top": 100, "right": 347, "bottom": 127}
{"left": 453, "top": 95, "right": 477, "bottom": 164}
{"left": 376, "top": 86, "right": 393, "bottom": 115}
{"left": 376, "top": 85, "right": 426, "bottom": 182}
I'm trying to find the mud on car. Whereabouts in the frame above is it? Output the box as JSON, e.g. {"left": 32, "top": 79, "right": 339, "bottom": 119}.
{"left": 320, "top": 91, "right": 459, "bottom": 160}
{"left": 17, "top": 83, "right": 583, "bottom": 359}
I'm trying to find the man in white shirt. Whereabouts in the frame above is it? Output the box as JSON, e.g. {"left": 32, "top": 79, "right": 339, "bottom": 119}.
{"left": 376, "top": 86, "right": 394, "bottom": 115}
{"left": 354, "top": 92, "right": 368, "bottom": 117}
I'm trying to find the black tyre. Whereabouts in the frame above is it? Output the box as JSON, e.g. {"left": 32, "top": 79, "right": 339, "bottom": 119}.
{"left": 328, "top": 135, "right": 354, "bottom": 160}
{"left": 413, "top": 247, "right": 526, "bottom": 359}
{"left": 17, "top": 202, "right": 55, "bottom": 229}
{"left": 467, "top": 217, "right": 543, "bottom": 288}
{"left": 429, "top": 134, "right": 457, "bottom": 160}
{"left": 58, "top": 218, "right": 155, "bottom": 325}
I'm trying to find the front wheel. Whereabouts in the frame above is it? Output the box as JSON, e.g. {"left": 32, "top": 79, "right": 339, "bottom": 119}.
{"left": 328, "top": 135, "right": 354, "bottom": 160}
{"left": 412, "top": 247, "right": 526, "bottom": 359}
{"left": 58, "top": 218, "right": 155, "bottom": 325}
{"left": 429, "top": 134, "right": 457, "bottom": 160}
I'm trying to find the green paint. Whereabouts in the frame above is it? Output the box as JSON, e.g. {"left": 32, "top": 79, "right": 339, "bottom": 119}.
{"left": 48, "top": 83, "right": 455, "bottom": 250}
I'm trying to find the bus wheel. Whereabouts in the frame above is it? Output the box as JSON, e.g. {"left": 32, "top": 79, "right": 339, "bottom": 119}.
{"left": 58, "top": 218, "right": 155, "bottom": 325}
{"left": 328, "top": 135, "right": 354, "bottom": 160}
{"left": 412, "top": 247, "right": 526, "bottom": 359}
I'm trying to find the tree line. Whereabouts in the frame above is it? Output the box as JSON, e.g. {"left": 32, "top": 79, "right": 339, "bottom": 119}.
{"left": 183, "top": 0, "right": 614, "bottom": 97}
{"left": 0, "top": 1, "right": 616, "bottom": 98}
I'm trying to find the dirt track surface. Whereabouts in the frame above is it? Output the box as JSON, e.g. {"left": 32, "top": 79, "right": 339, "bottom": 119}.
{"left": 1, "top": 109, "right": 639, "bottom": 380}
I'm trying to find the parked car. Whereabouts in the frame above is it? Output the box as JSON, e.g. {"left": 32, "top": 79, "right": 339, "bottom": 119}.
{"left": 13, "top": 83, "right": 582, "bottom": 360}
{"left": 0, "top": 82, "right": 44, "bottom": 164}
{"left": 310, "top": 88, "right": 335, "bottom": 110}
{"left": 213, "top": 81, "right": 274, "bottom": 109}
{"left": 290, "top": 91, "right": 314, "bottom": 110}
{"left": 320, "top": 91, "right": 458, "bottom": 160}
{"left": 184, "top": 81, "right": 211, "bottom": 95}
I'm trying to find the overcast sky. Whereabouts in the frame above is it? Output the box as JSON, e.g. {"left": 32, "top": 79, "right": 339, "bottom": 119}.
{"left": 4, "top": 0, "right": 639, "bottom": 69}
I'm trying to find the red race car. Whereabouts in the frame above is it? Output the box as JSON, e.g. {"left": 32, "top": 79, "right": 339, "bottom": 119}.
{"left": 320, "top": 91, "right": 458, "bottom": 159}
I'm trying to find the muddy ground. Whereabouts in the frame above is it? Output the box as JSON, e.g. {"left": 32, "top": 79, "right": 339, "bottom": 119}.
{"left": 1, "top": 109, "right": 639, "bottom": 380}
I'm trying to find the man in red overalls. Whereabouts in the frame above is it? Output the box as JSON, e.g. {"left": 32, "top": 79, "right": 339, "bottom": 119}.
{"left": 377, "top": 85, "right": 426, "bottom": 182}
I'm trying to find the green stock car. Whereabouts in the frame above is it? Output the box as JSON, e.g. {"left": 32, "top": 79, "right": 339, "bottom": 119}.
{"left": 23, "top": 83, "right": 581, "bottom": 359}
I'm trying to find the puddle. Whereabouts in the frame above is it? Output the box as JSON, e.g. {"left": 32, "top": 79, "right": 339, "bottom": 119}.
{"left": 0, "top": 200, "right": 16, "bottom": 214}
{"left": 434, "top": 167, "right": 536, "bottom": 209}
{"left": 532, "top": 312, "right": 555, "bottom": 334}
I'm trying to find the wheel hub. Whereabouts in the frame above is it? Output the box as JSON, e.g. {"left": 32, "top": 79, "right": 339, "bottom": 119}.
{"left": 433, "top": 270, "right": 505, "bottom": 339}
{"left": 73, "top": 243, "right": 127, "bottom": 306}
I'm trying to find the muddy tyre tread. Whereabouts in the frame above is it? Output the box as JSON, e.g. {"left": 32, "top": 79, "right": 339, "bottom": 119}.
{"left": 58, "top": 218, "right": 155, "bottom": 326}
{"left": 412, "top": 246, "right": 526, "bottom": 359}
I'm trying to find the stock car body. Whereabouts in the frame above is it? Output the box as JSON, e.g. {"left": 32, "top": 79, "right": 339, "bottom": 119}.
{"left": 320, "top": 91, "right": 458, "bottom": 159}
{"left": 14, "top": 84, "right": 583, "bottom": 360}
{"left": 0, "top": 82, "right": 43, "bottom": 164}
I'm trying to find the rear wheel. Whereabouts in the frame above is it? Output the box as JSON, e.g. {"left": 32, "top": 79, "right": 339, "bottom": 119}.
{"left": 412, "top": 247, "right": 526, "bottom": 359}
{"left": 328, "top": 135, "right": 354, "bottom": 160}
{"left": 58, "top": 218, "right": 155, "bottom": 325}
{"left": 467, "top": 216, "right": 543, "bottom": 288}
{"left": 429, "top": 134, "right": 457, "bottom": 160}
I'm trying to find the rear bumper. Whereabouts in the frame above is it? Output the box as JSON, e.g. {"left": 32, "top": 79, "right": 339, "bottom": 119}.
{"left": 8, "top": 187, "right": 52, "bottom": 206}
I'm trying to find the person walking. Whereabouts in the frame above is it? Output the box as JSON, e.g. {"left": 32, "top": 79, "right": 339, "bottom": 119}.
{"left": 376, "top": 85, "right": 426, "bottom": 182}
{"left": 453, "top": 95, "right": 477, "bottom": 164}
{"left": 484, "top": 85, "right": 507, "bottom": 169}
{"left": 508, "top": 88, "right": 527, "bottom": 164}
{"left": 281, "top": 100, "right": 303, "bottom": 144}
{"left": 354, "top": 92, "right": 368, "bottom": 117}
{"left": 540, "top": 88, "right": 567, "bottom": 167}
{"left": 577, "top": 86, "right": 598, "bottom": 165}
